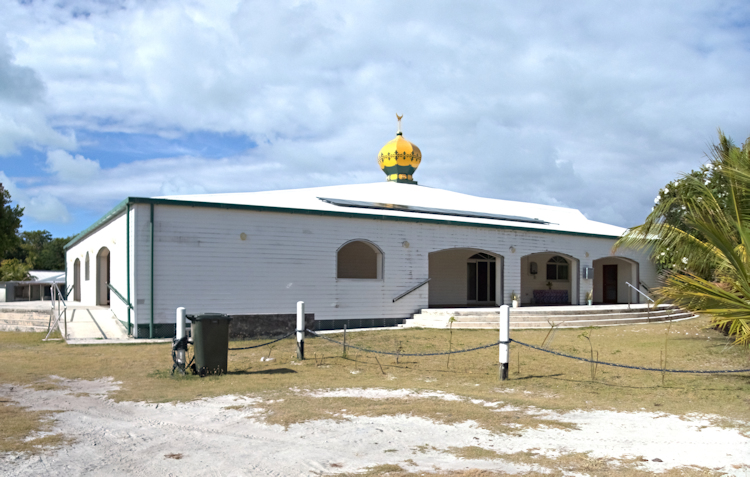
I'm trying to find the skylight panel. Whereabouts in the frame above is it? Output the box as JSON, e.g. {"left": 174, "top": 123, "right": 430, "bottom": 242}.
{"left": 317, "top": 197, "right": 549, "bottom": 224}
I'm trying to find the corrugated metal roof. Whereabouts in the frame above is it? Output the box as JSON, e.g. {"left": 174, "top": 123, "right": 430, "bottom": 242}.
{"left": 160, "top": 182, "right": 626, "bottom": 237}
{"left": 27, "top": 271, "right": 65, "bottom": 283}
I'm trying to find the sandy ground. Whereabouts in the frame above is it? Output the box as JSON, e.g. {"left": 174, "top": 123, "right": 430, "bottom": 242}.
{"left": 1, "top": 377, "right": 749, "bottom": 476}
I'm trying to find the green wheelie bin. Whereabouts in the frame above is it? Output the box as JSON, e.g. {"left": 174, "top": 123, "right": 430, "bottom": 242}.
{"left": 188, "top": 313, "right": 233, "bottom": 376}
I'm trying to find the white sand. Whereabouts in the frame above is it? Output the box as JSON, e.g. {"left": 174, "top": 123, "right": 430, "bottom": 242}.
{"left": 1, "top": 378, "right": 748, "bottom": 476}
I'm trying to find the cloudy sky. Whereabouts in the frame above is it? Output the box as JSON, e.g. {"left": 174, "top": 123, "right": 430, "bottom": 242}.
{"left": 1, "top": 0, "right": 750, "bottom": 238}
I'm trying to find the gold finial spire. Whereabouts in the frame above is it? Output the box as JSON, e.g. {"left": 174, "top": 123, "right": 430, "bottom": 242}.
{"left": 378, "top": 114, "right": 421, "bottom": 184}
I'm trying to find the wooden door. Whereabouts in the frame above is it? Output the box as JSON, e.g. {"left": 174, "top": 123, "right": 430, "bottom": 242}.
{"left": 603, "top": 265, "right": 618, "bottom": 303}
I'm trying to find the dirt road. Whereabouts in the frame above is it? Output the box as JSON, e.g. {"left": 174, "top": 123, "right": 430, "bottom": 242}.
{"left": 1, "top": 378, "right": 748, "bottom": 476}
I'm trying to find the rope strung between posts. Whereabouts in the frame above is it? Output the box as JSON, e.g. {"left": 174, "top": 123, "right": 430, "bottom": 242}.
{"left": 510, "top": 338, "right": 750, "bottom": 374}
{"left": 224, "top": 327, "right": 750, "bottom": 374}
{"left": 306, "top": 329, "right": 501, "bottom": 356}
{"left": 228, "top": 331, "right": 296, "bottom": 350}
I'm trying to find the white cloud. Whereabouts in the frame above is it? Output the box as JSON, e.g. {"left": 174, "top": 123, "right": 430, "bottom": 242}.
{"left": 0, "top": 38, "right": 76, "bottom": 155}
{"left": 0, "top": 171, "right": 71, "bottom": 224}
{"left": 46, "top": 149, "right": 101, "bottom": 183}
{"left": 25, "top": 194, "right": 71, "bottom": 223}
{"left": 0, "top": 0, "right": 749, "bottom": 231}
{"left": 159, "top": 178, "right": 207, "bottom": 196}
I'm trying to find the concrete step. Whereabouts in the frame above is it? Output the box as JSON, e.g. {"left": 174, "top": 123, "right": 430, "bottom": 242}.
{"left": 418, "top": 305, "right": 677, "bottom": 318}
{"left": 0, "top": 318, "right": 50, "bottom": 327}
{"left": 0, "top": 324, "right": 49, "bottom": 332}
{"left": 0, "top": 311, "right": 51, "bottom": 321}
{"left": 462, "top": 314, "right": 696, "bottom": 329}
{"left": 404, "top": 304, "right": 697, "bottom": 329}
{"left": 409, "top": 310, "right": 688, "bottom": 323}
{"left": 0, "top": 306, "right": 129, "bottom": 341}
{"left": 511, "top": 306, "right": 677, "bottom": 315}
{"left": 437, "top": 311, "right": 686, "bottom": 323}
{"left": 404, "top": 314, "right": 698, "bottom": 329}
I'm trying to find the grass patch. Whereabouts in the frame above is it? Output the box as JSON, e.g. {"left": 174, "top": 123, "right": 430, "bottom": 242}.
{"left": 448, "top": 446, "right": 502, "bottom": 460}
{"left": 359, "top": 463, "right": 405, "bottom": 475}
{"left": 0, "top": 314, "right": 749, "bottom": 453}
{"left": 333, "top": 453, "right": 723, "bottom": 477}
{"left": 251, "top": 394, "right": 576, "bottom": 433}
{"left": 0, "top": 401, "right": 69, "bottom": 454}
{"left": 484, "top": 450, "right": 712, "bottom": 476}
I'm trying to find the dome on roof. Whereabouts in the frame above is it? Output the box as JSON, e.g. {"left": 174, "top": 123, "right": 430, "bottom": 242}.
{"left": 377, "top": 114, "right": 421, "bottom": 184}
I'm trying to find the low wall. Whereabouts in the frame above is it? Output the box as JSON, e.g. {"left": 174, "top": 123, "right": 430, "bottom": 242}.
{"left": 228, "top": 313, "right": 314, "bottom": 340}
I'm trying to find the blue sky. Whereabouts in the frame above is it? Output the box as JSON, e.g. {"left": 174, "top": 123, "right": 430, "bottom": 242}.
{"left": 2, "top": 0, "right": 750, "bottom": 239}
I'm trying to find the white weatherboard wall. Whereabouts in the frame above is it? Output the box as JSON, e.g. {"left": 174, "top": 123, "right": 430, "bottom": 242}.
{"left": 65, "top": 208, "right": 133, "bottom": 329}
{"left": 136, "top": 204, "right": 657, "bottom": 326}
{"left": 65, "top": 199, "right": 658, "bottom": 333}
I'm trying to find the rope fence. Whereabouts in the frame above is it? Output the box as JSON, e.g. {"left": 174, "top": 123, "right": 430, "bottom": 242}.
{"left": 221, "top": 327, "right": 750, "bottom": 375}
{"left": 306, "top": 328, "right": 501, "bottom": 356}
{"left": 509, "top": 338, "right": 750, "bottom": 374}
{"left": 228, "top": 331, "right": 296, "bottom": 350}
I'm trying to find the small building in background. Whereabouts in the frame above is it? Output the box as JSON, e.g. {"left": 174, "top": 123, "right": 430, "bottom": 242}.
{"left": 64, "top": 119, "right": 657, "bottom": 338}
{"left": 0, "top": 270, "right": 65, "bottom": 302}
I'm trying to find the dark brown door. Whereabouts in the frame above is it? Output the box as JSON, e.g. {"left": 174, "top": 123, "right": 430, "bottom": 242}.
{"left": 603, "top": 265, "right": 618, "bottom": 303}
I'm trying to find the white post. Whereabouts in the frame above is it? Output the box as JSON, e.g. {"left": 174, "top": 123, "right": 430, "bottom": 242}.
{"left": 499, "top": 304, "right": 510, "bottom": 381}
{"left": 50, "top": 284, "right": 55, "bottom": 335}
{"left": 176, "top": 307, "right": 186, "bottom": 372}
{"left": 296, "top": 301, "right": 305, "bottom": 360}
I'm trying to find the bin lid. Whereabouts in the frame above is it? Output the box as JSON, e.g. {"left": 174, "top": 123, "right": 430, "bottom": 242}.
{"left": 188, "top": 313, "right": 232, "bottom": 322}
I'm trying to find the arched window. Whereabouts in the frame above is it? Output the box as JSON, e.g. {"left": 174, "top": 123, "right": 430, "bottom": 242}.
{"left": 337, "top": 240, "right": 382, "bottom": 279}
{"left": 546, "top": 255, "right": 569, "bottom": 280}
{"left": 85, "top": 252, "right": 90, "bottom": 281}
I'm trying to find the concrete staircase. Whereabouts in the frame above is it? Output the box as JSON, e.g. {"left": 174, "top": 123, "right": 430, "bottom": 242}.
{"left": 0, "top": 304, "right": 129, "bottom": 340}
{"left": 0, "top": 308, "right": 51, "bottom": 332}
{"left": 403, "top": 303, "right": 697, "bottom": 329}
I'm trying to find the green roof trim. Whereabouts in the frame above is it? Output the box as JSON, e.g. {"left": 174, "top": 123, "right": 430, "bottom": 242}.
{"left": 65, "top": 196, "right": 622, "bottom": 250}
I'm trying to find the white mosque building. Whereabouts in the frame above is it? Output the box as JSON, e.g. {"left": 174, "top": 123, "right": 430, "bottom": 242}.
{"left": 64, "top": 119, "right": 656, "bottom": 338}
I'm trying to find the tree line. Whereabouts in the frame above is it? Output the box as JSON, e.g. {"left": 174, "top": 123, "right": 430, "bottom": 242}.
{"left": 0, "top": 185, "right": 73, "bottom": 281}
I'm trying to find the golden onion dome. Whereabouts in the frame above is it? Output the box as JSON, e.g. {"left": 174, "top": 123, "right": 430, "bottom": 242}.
{"left": 377, "top": 114, "right": 421, "bottom": 184}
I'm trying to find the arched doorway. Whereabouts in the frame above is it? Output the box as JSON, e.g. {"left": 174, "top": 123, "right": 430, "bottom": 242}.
{"left": 520, "top": 252, "right": 580, "bottom": 305}
{"left": 73, "top": 259, "right": 81, "bottom": 302}
{"left": 96, "top": 247, "right": 110, "bottom": 306}
{"left": 428, "top": 248, "right": 503, "bottom": 307}
{"left": 592, "top": 257, "right": 639, "bottom": 304}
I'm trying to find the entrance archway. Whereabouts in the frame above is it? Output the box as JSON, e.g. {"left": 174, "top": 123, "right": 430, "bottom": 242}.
{"left": 428, "top": 248, "right": 503, "bottom": 307}
{"left": 73, "top": 259, "right": 81, "bottom": 302}
{"left": 96, "top": 247, "right": 110, "bottom": 306}
{"left": 592, "top": 257, "right": 639, "bottom": 304}
{"left": 520, "top": 252, "right": 580, "bottom": 305}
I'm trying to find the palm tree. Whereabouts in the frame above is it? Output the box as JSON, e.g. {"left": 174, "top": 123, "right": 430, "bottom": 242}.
{"left": 615, "top": 131, "right": 750, "bottom": 345}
